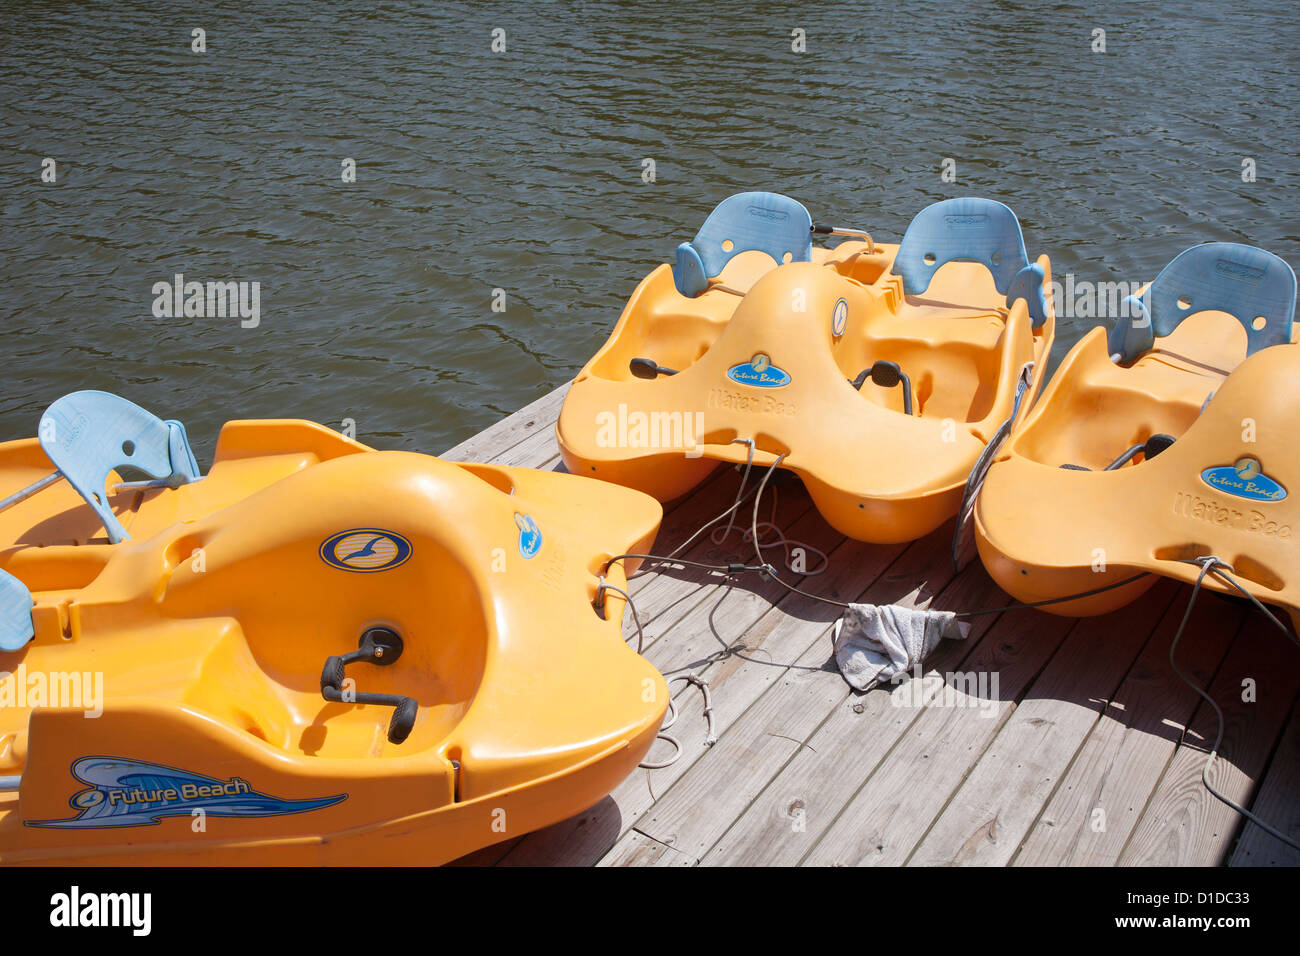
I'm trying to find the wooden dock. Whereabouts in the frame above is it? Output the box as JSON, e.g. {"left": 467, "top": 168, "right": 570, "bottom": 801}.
{"left": 443, "top": 385, "right": 1300, "bottom": 867}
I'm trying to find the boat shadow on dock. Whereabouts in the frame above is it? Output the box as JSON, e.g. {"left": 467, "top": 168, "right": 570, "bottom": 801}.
{"left": 444, "top": 385, "right": 1299, "bottom": 867}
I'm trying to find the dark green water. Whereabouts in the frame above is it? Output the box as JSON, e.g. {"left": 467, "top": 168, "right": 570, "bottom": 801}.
{"left": 3, "top": 1, "right": 1297, "bottom": 461}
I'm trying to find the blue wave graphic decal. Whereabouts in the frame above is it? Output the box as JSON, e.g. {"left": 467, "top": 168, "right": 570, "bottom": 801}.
{"left": 27, "top": 756, "right": 347, "bottom": 829}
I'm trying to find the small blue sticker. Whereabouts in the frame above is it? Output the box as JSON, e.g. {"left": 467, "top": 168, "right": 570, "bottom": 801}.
{"left": 831, "top": 297, "right": 848, "bottom": 338}
{"left": 1200, "top": 457, "right": 1287, "bottom": 502}
{"left": 320, "top": 529, "right": 412, "bottom": 573}
{"left": 726, "top": 353, "right": 791, "bottom": 388}
{"left": 27, "top": 756, "right": 346, "bottom": 829}
{"left": 515, "top": 512, "right": 542, "bottom": 558}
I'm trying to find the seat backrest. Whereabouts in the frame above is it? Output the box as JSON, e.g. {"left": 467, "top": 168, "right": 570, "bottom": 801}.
{"left": 893, "top": 197, "right": 1032, "bottom": 297}
{"left": 0, "top": 568, "right": 34, "bottom": 652}
{"left": 1109, "top": 243, "right": 1297, "bottom": 363}
{"left": 673, "top": 192, "right": 813, "bottom": 297}
{"left": 1004, "top": 261, "right": 1050, "bottom": 330}
{"left": 38, "top": 390, "right": 201, "bottom": 543}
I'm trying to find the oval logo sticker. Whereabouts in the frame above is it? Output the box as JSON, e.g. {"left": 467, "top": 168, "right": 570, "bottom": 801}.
{"left": 320, "top": 529, "right": 413, "bottom": 572}
{"left": 727, "top": 352, "right": 791, "bottom": 388}
{"left": 1200, "top": 457, "right": 1287, "bottom": 502}
{"left": 514, "top": 512, "right": 542, "bottom": 558}
{"left": 831, "top": 297, "right": 848, "bottom": 338}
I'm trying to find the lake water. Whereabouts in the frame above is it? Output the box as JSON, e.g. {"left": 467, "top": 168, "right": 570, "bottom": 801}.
{"left": 2, "top": 1, "right": 1296, "bottom": 460}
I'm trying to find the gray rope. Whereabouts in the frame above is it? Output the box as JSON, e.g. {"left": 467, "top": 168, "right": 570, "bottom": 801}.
{"left": 714, "top": 484, "right": 830, "bottom": 576}
{"left": 595, "top": 572, "right": 716, "bottom": 770}
{"left": 1170, "top": 556, "right": 1300, "bottom": 852}
{"left": 747, "top": 451, "right": 855, "bottom": 610}
{"left": 597, "top": 577, "right": 644, "bottom": 653}
{"left": 640, "top": 675, "right": 717, "bottom": 770}
{"left": 950, "top": 361, "right": 1034, "bottom": 573}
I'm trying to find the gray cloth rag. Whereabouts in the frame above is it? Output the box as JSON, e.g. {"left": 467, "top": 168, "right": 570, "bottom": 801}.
{"left": 833, "top": 603, "right": 971, "bottom": 690}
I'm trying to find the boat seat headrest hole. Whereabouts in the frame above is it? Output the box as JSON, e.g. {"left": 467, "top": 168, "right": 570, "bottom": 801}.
{"left": 672, "top": 192, "right": 813, "bottom": 297}
{"left": 3, "top": 390, "right": 205, "bottom": 544}
{"left": 895, "top": 197, "right": 1032, "bottom": 298}
{"left": 1108, "top": 243, "right": 1296, "bottom": 364}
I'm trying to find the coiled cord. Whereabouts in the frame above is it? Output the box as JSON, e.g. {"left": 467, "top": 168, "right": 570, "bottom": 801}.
{"left": 1169, "top": 556, "right": 1300, "bottom": 852}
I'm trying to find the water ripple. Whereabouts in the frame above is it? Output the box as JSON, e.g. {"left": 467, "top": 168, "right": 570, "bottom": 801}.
{"left": 1, "top": 0, "right": 1296, "bottom": 459}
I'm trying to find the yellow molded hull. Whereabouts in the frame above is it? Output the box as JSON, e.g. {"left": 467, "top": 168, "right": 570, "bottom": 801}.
{"left": 558, "top": 241, "right": 1054, "bottom": 543}
{"left": 0, "top": 421, "right": 667, "bottom": 864}
{"left": 976, "top": 321, "right": 1300, "bottom": 622}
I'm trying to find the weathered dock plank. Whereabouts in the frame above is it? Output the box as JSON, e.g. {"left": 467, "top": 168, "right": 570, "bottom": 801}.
{"left": 500, "top": 480, "right": 861, "bottom": 865}
{"left": 623, "top": 529, "right": 971, "bottom": 867}
{"left": 702, "top": 553, "right": 1010, "bottom": 866}
{"left": 446, "top": 383, "right": 1286, "bottom": 867}
{"left": 1013, "top": 589, "right": 1244, "bottom": 866}
{"left": 799, "top": 608, "right": 1077, "bottom": 866}
{"left": 597, "top": 830, "right": 698, "bottom": 867}
{"left": 441, "top": 383, "right": 570, "bottom": 462}
{"left": 1120, "top": 612, "right": 1300, "bottom": 865}
{"left": 907, "top": 582, "right": 1181, "bottom": 866}
{"left": 1229, "top": 699, "right": 1300, "bottom": 866}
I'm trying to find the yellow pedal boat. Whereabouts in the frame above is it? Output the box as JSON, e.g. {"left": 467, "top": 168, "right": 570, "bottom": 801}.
{"left": 975, "top": 242, "right": 1299, "bottom": 628}
{"left": 557, "top": 193, "right": 1056, "bottom": 543}
{"left": 0, "top": 391, "right": 666, "bottom": 864}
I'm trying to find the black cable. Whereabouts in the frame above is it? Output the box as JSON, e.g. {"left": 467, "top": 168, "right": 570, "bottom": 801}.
{"left": 738, "top": 448, "right": 1159, "bottom": 618}
{"left": 749, "top": 452, "right": 1155, "bottom": 617}
{"left": 1167, "top": 557, "right": 1300, "bottom": 852}
{"left": 603, "top": 552, "right": 764, "bottom": 576}
{"left": 594, "top": 579, "right": 644, "bottom": 651}
{"left": 609, "top": 456, "right": 1300, "bottom": 850}
{"left": 954, "top": 572, "right": 1151, "bottom": 617}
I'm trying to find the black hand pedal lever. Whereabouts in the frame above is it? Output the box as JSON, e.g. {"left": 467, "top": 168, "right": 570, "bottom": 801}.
{"left": 320, "top": 626, "right": 418, "bottom": 744}
{"left": 629, "top": 357, "right": 679, "bottom": 379}
{"left": 1059, "top": 433, "right": 1177, "bottom": 472}
{"left": 850, "top": 360, "right": 914, "bottom": 415}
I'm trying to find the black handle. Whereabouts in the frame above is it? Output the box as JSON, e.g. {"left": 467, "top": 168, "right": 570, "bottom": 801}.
{"left": 629, "top": 357, "right": 678, "bottom": 379}
{"left": 850, "top": 361, "right": 914, "bottom": 415}
{"left": 1063, "top": 433, "right": 1178, "bottom": 473}
{"left": 320, "top": 627, "right": 418, "bottom": 744}
{"left": 1103, "top": 433, "right": 1177, "bottom": 471}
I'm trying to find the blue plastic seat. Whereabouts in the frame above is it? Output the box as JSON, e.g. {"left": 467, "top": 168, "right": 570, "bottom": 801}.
{"left": 35, "top": 391, "right": 201, "bottom": 543}
{"left": 1108, "top": 243, "right": 1297, "bottom": 364}
{"left": 893, "top": 197, "right": 1048, "bottom": 328}
{"left": 673, "top": 192, "right": 813, "bottom": 297}
{"left": 0, "top": 569, "right": 34, "bottom": 652}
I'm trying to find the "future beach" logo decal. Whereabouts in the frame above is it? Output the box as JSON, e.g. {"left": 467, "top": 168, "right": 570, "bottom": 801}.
{"left": 727, "top": 352, "right": 791, "bottom": 388}
{"left": 27, "top": 756, "right": 346, "bottom": 829}
{"left": 1200, "top": 457, "right": 1287, "bottom": 502}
